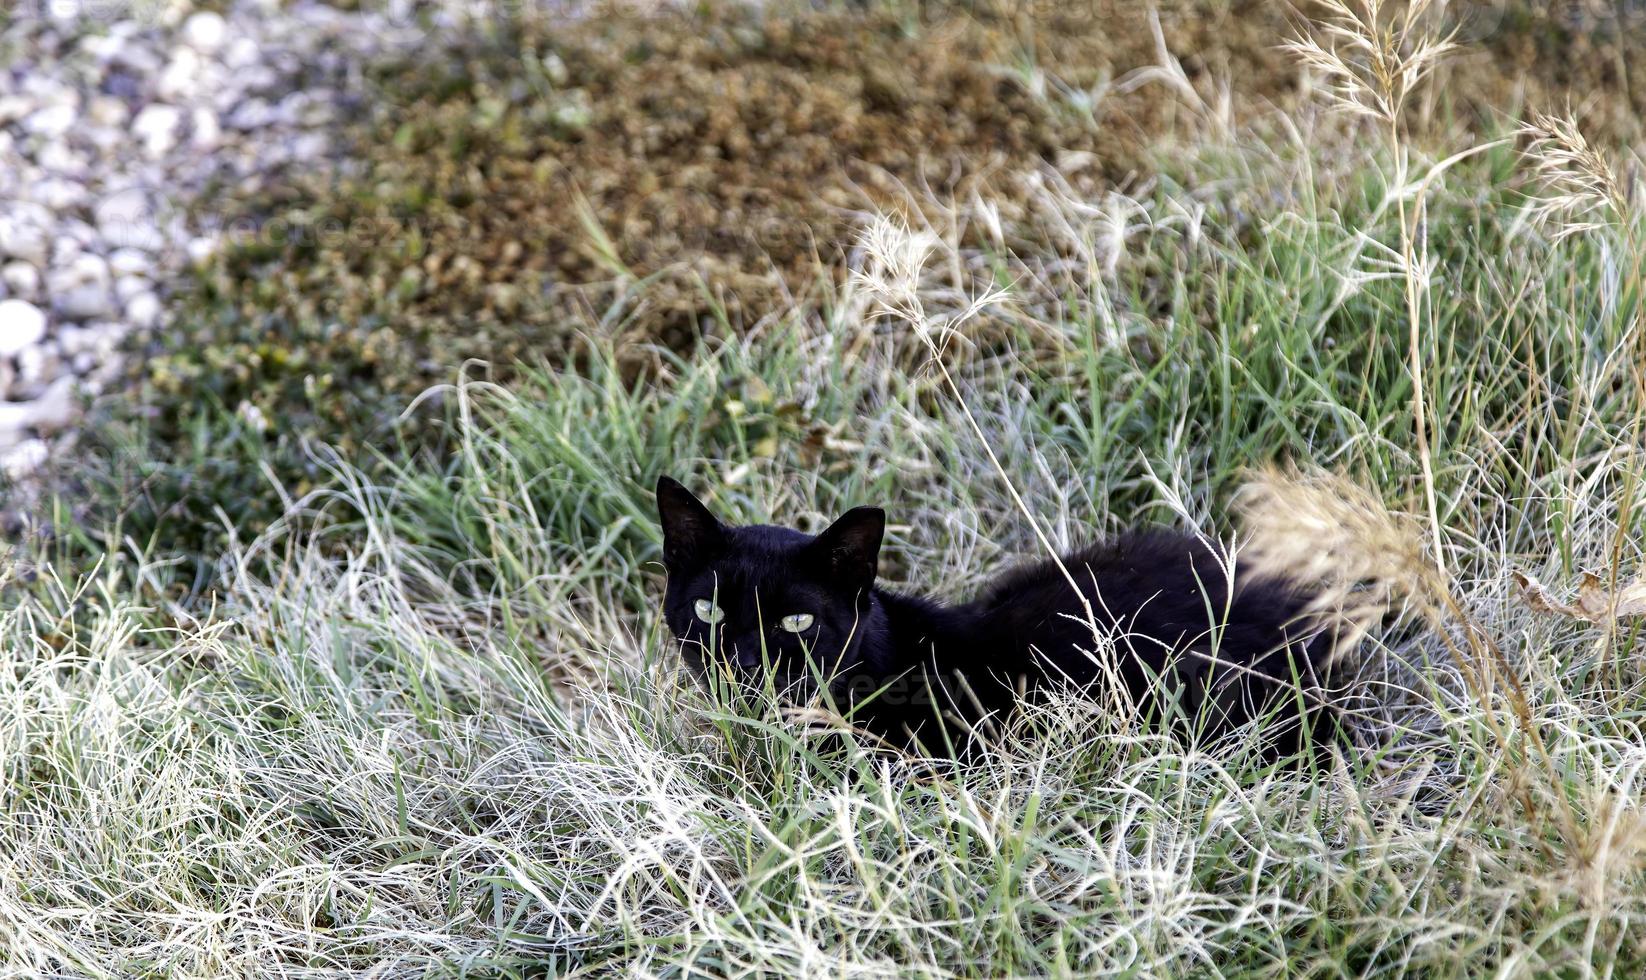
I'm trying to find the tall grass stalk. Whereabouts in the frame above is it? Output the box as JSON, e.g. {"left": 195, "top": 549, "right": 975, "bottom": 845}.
{"left": 1285, "top": 0, "right": 1567, "bottom": 830}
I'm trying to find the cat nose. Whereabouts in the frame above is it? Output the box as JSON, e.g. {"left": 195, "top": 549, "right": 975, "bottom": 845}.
{"left": 733, "top": 648, "right": 762, "bottom": 671}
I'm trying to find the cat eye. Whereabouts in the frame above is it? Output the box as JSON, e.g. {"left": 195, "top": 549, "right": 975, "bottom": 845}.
{"left": 779, "top": 613, "right": 814, "bottom": 633}
{"left": 693, "top": 599, "right": 724, "bottom": 624}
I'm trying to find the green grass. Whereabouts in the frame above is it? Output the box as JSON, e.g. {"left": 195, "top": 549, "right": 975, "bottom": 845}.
{"left": 8, "top": 61, "right": 1646, "bottom": 979}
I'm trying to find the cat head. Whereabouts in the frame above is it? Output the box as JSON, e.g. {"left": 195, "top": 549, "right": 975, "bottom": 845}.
{"left": 655, "top": 476, "right": 885, "bottom": 700}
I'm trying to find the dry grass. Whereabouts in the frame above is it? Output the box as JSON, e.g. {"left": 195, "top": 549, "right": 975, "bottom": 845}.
{"left": 10, "top": 0, "right": 1646, "bottom": 976}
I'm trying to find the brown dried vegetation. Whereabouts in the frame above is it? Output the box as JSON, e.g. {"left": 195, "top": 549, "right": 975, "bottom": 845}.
{"left": 177, "top": 2, "right": 1646, "bottom": 400}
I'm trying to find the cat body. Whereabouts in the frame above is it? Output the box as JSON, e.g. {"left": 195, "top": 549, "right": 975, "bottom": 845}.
{"left": 656, "top": 477, "right": 1340, "bottom": 762}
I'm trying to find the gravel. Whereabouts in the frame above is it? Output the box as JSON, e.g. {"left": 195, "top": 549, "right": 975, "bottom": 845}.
{"left": 0, "top": 0, "right": 450, "bottom": 476}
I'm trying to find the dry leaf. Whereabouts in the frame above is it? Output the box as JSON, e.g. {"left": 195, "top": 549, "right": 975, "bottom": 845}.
{"left": 1513, "top": 570, "right": 1646, "bottom": 624}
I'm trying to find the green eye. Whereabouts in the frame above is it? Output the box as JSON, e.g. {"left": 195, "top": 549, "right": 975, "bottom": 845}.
{"left": 694, "top": 599, "right": 724, "bottom": 624}
{"left": 779, "top": 613, "right": 814, "bottom": 633}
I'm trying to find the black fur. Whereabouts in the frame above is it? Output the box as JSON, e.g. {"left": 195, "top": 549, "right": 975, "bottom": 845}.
{"left": 656, "top": 477, "right": 1341, "bottom": 763}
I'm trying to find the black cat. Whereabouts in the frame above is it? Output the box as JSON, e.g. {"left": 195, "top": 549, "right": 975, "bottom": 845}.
{"left": 655, "top": 476, "right": 1344, "bottom": 763}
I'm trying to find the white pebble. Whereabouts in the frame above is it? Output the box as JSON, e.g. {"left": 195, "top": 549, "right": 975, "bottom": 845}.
{"left": 77, "top": 33, "right": 123, "bottom": 61}
{"left": 190, "top": 105, "right": 221, "bottom": 151}
{"left": 50, "top": 236, "right": 83, "bottom": 267}
{"left": 29, "top": 177, "right": 88, "bottom": 212}
{"left": 226, "top": 98, "right": 274, "bottom": 131}
{"left": 54, "top": 285, "right": 113, "bottom": 321}
{"left": 292, "top": 132, "right": 329, "bottom": 161}
{"left": 0, "top": 96, "right": 33, "bottom": 126}
{"left": 17, "top": 343, "right": 61, "bottom": 387}
{"left": 69, "top": 253, "right": 111, "bottom": 287}
{"left": 35, "top": 141, "right": 88, "bottom": 178}
{"left": 84, "top": 96, "right": 129, "bottom": 128}
{"left": 57, "top": 217, "right": 99, "bottom": 248}
{"left": 46, "top": 253, "right": 109, "bottom": 294}
{"left": 186, "top": 236, "right": 218, "bottom": 265}
{"left": 125, "top": 291, "right": 162, "bottom": 330}
{"left": 132, "top": 103, "right": 182, "bottom": 158}
{"left": 114, "top": 274, "right": 152, "bottom": 303}
{"left": 1, "top": 262, "right": 41, "bottom": 301}
{"left": 224, "top": 37, "right": 261, "bottom": 70}
{"left": 22, "top": 104, "right": 77, "bottom": 138}
{"left": 0, "top": 299, "right": 47, "bottom": 356}
{"left": 0, "top": 218, "right": 50, "bottom": 266}
{"left": 56, "top": 324, "right": 89, "bottom": 357}
{"left": 157, "top": 47, "right": 201, "bottom": 103}
{"left": 0, "top": 375, "right": 77, "bottom": 435}
{"left": 87, "top": 322, "right": 122, "bottom": 357}
{"left": 182, "top": 12, "right": 228, "bottom": 53}
{"left": 5, "top": 202, "right": 54, "bottom": 231}
{"left": 95, "top": 187, "right": 162, "bottom": 252}
{"left": 0, "top": 439, "right": 49, "bottom": 481}
{"left": 107, "top": 248, "right": 153, "bottom": 277}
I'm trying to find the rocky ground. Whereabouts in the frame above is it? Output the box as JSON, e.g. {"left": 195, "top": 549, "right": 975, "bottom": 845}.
{"left": 0, "top": 0, "right": 475, "bottom": 479}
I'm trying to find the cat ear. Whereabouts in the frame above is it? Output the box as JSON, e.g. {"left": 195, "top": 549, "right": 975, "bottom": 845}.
{"left": 656, "top": 476, "right": 724, "bottom": 569}
{"left": 811, "top": 506, "right": 884, "bottom": 589}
